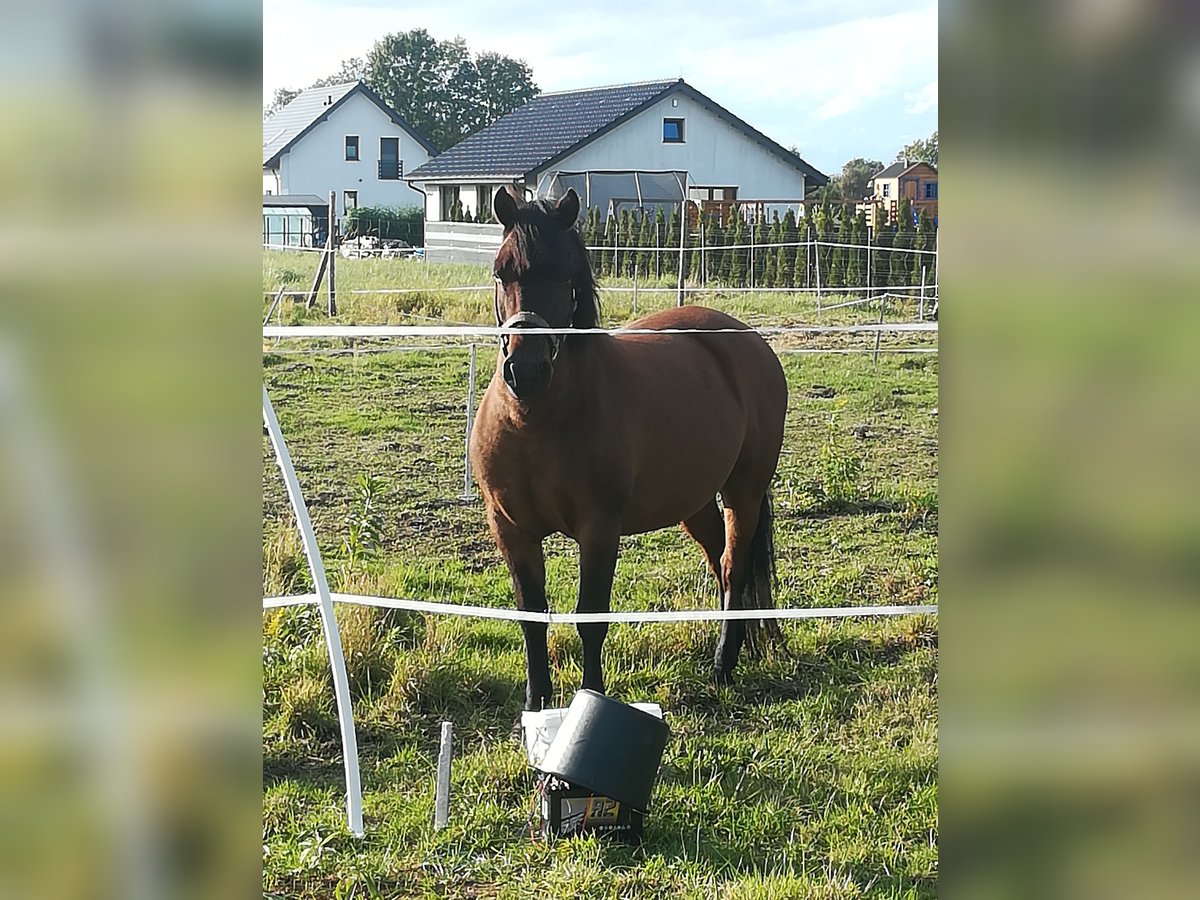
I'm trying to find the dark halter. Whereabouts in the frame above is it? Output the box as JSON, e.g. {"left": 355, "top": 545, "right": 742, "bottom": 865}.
{"left": 494, "top": 277, "right": 575, "bottom": 360}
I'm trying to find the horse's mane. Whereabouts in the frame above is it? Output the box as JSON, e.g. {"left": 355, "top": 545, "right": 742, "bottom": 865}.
{"left": 494, "top": 199, "right": 601, "bottom": 329}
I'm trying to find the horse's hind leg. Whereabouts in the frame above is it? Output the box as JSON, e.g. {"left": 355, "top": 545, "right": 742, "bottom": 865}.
{"left": 711, "top": 494, "right": 764, "bottom": 682}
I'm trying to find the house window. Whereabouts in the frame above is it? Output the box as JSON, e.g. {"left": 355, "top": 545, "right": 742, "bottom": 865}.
{"left": 476, "top": 186, "right": 493, "bottom": 222}
{"left": 924, "top": 182, "right": 938, "bottom": 199}
{"left": 344, "top": 190, "right": 358, "bottom": 211}
{"left": 662, "top": 118, "right": 685, "bottom": 143}
{"left": 345, "top": 135, "right": 360, "bottom": 161}
{"left": 882, "top": 183, "right": 891, "bottom": 198}
{"left": 440, "top": 185, "right": 461, "bottom": 221}
{"left": 379, "top": 137, "right": 401, "bottom": 180}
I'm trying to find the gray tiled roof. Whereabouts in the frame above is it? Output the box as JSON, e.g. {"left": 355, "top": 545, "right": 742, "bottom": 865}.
{"left": 407, "top": 80, "right": 679, "bottom": 180}
{"left": 405, "top": 79, "right": 827, "bottom": 186}
{"left": 872, "top": 161, "right": 912, "bottom": 180}
{"left": 872, "top": 160, "right": 936, "bottom": 181}
{"left": 263, "top": 81, "right": 437, "bottom": 167}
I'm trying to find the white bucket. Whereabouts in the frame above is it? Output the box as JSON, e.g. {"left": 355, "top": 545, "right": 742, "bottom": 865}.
{"left": 521, "top": 702, "right": 663, "bottom": 768}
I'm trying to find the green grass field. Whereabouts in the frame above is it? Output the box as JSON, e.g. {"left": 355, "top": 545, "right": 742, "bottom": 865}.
{"left": 263, "top": 251, "right": 938, "bottom": 899}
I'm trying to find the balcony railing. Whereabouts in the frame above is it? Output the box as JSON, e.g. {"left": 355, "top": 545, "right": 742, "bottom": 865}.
{"left": 378, "top": 159, "right": 403, "bottom": 180}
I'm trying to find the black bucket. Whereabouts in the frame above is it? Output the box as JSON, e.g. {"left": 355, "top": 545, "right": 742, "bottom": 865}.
{"left": 536, "top": 690, "right": 671, "bottom": 813}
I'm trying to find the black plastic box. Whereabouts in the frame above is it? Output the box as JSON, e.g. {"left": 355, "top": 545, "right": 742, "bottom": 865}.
{"left": 538, "top": 776, "right": 644, "bottom": 839}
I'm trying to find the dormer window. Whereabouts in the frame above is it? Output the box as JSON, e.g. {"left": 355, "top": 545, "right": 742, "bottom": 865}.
{"left": 345, "top": 135, "right": 360, "bottom": 161}
{"left": 662, "top": 118, "right": 685, "bottom": 143}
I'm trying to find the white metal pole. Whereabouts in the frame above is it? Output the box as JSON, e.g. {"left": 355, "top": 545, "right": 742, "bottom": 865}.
{"left": 677, "top": 199, "right": 686, "bottom": 307}
{"left": 919, "top": 265, "right": 927, "bottom": 321}
{"left": 434, "top": 721, "right": 453, "bottom": 829}
{"left": 262, "top": 386, "right": 364, "bottom": 836}
{"left": 633, "top": 263, "right": 639, "bottom": 314}
{"left": 461, "top": 344, "right": 477, "bottom": 500}
{"left": 867, "top": 224, "right": 873, "bottom": 292}
{"left": 815, "top": 230, "right": 822, "bottom": 316}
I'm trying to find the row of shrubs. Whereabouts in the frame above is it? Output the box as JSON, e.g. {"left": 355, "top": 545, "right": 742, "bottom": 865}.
{"left": 338, "top": 197, "right": 937, "bottom": 290}
{"left": 580, "top": 197, "right": 938, "bottom": 289}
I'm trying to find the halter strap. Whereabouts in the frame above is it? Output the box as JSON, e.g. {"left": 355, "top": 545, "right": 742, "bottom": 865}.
{"left": 494, "top": 277, "right": 573, "bottom": 359}
{"left": 499, "top": 311, "right": 562, "bottom": 359}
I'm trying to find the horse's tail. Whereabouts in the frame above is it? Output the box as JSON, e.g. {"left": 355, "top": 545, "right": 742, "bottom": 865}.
{"left": 744, "top": 490, "right": 784, "bottom": 656}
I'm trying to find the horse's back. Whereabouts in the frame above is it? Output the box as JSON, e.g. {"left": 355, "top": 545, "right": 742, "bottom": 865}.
{"left": 602, "top": 305, "right": 787, "bottom": 528}
{"left": 618, "top": 306, "right": 786, "bottom": 411}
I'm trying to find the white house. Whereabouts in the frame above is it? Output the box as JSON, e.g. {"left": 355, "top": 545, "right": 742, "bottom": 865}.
{"left": 405, "top": 78, "right": 827, "bottom": 226}
{"left": 263, "top": 81, "right": 438, "bottom": 217}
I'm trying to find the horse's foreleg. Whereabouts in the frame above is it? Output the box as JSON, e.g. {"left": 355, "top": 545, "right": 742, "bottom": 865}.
{"left": 490, "top": 512, "right": 551, "bottom": 711}
{"left": 576, "top": 532, "right": 619, "bottom": 695}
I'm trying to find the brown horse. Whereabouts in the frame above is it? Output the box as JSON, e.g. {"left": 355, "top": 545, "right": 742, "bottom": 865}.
{"left": 470, "top": 187, "right": 787, "bottom": 712}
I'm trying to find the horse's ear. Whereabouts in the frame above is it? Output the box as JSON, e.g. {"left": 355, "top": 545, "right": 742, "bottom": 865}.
{"left": 494, "top": 187, "right": 520, "bottom": 228}
{"left": 555, "top": 189, "right": 580, "bottom": 229}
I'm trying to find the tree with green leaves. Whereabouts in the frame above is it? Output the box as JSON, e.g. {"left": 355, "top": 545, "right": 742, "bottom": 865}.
{"left": 652, "top": 207, "right": 667, "bottom": 280}
{"left": 780, "top": 209, "right": 798, "bottom": 289}
{"left": 729, "top": 213, "right": 747, "bottom": 287}
{"left": 912, "top": 209, "right": 936, "bottom": 286}
{"left": 636, "top": 211, "right": 653, "bottom": 281}
{"left": 599, "top": 213, "right": 616, "bottom": 278}
{"left": 762, "top": 213, "right": 780, "bottom": 287}
{"left": 835, "top": 158, "right": 885, "bottom": 204}
{"left": 265, "top": 86, "right": 301, "bottom": 118}
{"left": 829, "top": 206, "right": 853, "bottom": 288}
{"left": 751, "top": 212, "right": 769, "bottom": 287}
{"left": 814, "top": 203, "right": 835, "bottom": 290}
{"left": 846, "top": 211, "right": 866, "bottom": 287}
{"left": 363, "top": 30, "right": 537, "bottom": 151}
{"left": 665, "top": 206, "right": 680, "bottom": 280}
{"left": 897, "top": 130, "right": 937, "bottom": 167}
{"left": 618, "top": 209, "right": 634, "bottom": 278}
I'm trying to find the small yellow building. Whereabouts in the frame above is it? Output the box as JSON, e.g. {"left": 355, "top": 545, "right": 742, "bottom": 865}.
{"left": 858, "top": 160, "right": 938, "bottom": 227}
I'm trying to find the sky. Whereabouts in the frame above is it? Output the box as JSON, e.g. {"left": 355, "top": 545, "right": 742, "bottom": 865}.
{"left": 263, "top": 0, "right": 937, "bottom": 176}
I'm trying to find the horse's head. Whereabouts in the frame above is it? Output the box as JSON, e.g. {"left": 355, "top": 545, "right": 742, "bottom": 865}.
{"left": 491, "top": 186, "right": 596, "bottom": 400}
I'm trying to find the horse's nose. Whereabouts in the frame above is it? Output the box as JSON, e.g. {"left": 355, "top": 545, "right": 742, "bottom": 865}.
{"left": 502, "top": 357, "right": 551, "bottom": 397}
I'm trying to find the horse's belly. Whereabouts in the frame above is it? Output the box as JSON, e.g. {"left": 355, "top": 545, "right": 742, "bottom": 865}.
{"left": 619, "top": 447, "right": 738, "bottom": 534}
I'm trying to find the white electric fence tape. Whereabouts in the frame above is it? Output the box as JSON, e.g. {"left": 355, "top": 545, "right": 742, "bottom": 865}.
{"left": 262, "top": 592, "right": 937, "bottom": 623}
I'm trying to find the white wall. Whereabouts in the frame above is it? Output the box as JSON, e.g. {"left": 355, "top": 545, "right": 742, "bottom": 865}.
{"left": 424, "top": 181, "right": 508, "bottom": 223}
{"left": 551, "top": 93, "right": 809, "bottom": 202}
{"left": 276, "top": 91, "right": 432, "bottom": 215}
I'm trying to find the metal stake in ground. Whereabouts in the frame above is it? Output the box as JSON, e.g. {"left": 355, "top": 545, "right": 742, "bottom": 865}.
{"left": 434, "top": 721, "right": 453, "bottom": 829}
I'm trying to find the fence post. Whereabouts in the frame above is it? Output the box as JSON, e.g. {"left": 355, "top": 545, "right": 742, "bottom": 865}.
{"left": 655, "top": 222, "right": 660, "bottom": 281}
{"left": 263, "top": 287, "right": 285, "bottom": 328}
{"left": 749, "top": 226, "right": 755, "bottom": 289}
{"left": 814, "top": 228, "right": 822, "bottom": 317}
{"left": 434, "top": 721, "right": 453, "bottom": 830}
{"left": 866, "top": 224, "right": 873, "bottom": 293}
{"left": 327, "top": 190, "right": 337, "bottom": 316}
{"left": 872, "top": 294, "right": 886, "bottom": 366}
{"left": 460, "top": 343, "right": 477, "bottom": 501}
{"left": 919, "top": 265, "right": 927, "bottom": 320}
{"left": 676, "top": 200, "right": 686, "bottom": 307}
{"left": 699, "top": 216, "right": 706, "bottom": 286}
{"left": 633, "top": 262, "right": 639, "bottom": 315}
{"left": 262, "top": 387, "right": 363, "bottom": 836}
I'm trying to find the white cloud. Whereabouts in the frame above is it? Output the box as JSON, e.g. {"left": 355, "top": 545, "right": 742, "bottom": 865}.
{"left": 263, "top": 0, "right": 938, "bottom": 171}
{"left": 904, "top": 80, "right": 938, "bottom": 115}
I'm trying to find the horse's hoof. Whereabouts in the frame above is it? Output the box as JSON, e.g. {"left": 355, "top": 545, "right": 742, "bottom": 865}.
{"left": 711, "top": 667, "right": 735, "bottom": 686}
